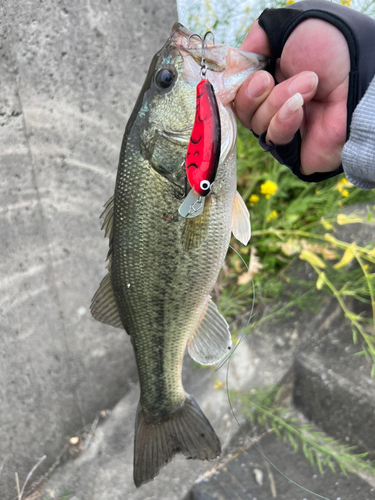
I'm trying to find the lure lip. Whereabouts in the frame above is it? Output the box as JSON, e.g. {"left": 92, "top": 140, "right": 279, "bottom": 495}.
{"left": 178, "top": 188, "right": 205, "bottom": 218}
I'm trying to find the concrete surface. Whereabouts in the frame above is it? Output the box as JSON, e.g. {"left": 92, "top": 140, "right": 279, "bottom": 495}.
{"left": 0, "top": 0, "right": 178, "bottom": 497}
{"left": 39, "top": 362, "right": 231, "bottom": 500}
{"left": 293, "top": 307, "right": 375, "bottom": 457}
{"left": 186, "top": 432, "right": 375, "bottom": 500}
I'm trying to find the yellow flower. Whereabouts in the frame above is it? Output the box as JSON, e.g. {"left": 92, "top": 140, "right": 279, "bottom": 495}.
{"left": 267, "top": 210, "right": 278, "bottom": 221}
{"left": 364, "top": 264, "right": 370, "bottom": 270}
{"left": 249, "top": 194, "right": 260, "bottom": 204}
{"left": 339, "top": 0, "right": 351, "bottom": 6}
{"left": 337, "top": 177, "right": 354, "bottom": 192}
{"left": 260, "top": 180, "right": 278, "bottom": 199}
{"left": 342, "top": 190, "right": 349, "bottom": 197}
{"left": 286, "top": 0, "right": 295, "bottom": 4}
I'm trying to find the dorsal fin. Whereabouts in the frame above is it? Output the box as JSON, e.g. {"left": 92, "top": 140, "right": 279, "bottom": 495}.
{"left": 187, "top": 297, "right": 231, "bottom": 365}
{"left": 100, "top": 195, "right": 114, "bottom": 264}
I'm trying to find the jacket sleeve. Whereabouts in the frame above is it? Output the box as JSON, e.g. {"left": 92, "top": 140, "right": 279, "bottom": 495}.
{"left": 342, "top": 74, "right": 375, "bottom": 190}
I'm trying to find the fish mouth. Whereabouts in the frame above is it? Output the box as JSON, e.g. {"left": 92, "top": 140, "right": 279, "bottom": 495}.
{"left": 169, "top": 22, "right": 267, "bottom": 74}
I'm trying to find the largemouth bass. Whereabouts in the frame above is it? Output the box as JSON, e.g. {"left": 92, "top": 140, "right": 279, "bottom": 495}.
{"left": 91, "top": 23, "right": 265, "bottom": 487}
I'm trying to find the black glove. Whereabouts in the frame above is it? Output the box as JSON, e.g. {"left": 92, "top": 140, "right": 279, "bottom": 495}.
{"left": 256, "top": 0, "right": 375, "bottom": 182}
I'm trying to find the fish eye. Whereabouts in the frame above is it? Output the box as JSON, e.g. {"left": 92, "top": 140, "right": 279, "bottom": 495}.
{"left": 155, "top": 69, "right": 175, "bottom": 90}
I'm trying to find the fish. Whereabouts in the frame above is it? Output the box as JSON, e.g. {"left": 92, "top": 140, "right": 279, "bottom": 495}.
{"left": 91, "top": 23, "right": 266, "bottom": 487}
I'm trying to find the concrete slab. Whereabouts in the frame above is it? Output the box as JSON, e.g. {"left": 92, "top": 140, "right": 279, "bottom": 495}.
{"left": 293, "top": 310, "right": 375, "bottom": 457}
{"left": 0, "top": 0, "right": 178, "bottom": 497}
{"left": 186, "top": 432, "right": 375, "bottom": 500}
{"left": 39, "top": 367, "right": 228, "bottom": 500}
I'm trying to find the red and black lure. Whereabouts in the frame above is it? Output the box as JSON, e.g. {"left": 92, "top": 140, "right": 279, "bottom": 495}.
{"left": 186, "top": 79, "right": 221, "bottom": 196}
{"left": 179, "top": 31, "right": 221, "bottom": 219}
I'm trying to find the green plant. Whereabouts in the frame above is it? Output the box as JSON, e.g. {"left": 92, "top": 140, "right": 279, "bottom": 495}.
{"left": 231, "top": 386, "right": 375, "bottom": 476}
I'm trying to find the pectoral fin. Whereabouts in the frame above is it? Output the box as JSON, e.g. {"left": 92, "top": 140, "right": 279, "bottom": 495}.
{"left": 188, "top": 297, "right": 231, "bottom": 365}
{"left": 231, "top": 190, "right": 251, "bottom": 245}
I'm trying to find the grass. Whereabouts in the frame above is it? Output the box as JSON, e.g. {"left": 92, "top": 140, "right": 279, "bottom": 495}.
{"left": 220, "top": 127, "right": 375, "bottom": 367}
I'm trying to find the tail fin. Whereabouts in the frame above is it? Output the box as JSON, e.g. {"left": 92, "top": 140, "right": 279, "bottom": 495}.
{"left": 133, "top": 393, "right": 221, "bottom": 487}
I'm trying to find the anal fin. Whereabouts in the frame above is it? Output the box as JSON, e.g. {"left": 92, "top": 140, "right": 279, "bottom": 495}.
{"left": 187, "top": 297, "right": 231, "bottom": 365}
{"left": 90, "top": 272, "right": 124, "bottom": 330}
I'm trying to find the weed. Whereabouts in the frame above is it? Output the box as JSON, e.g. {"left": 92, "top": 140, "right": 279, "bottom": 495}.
{"left": 231, "top": 386, "right": 375, "bottom": 476}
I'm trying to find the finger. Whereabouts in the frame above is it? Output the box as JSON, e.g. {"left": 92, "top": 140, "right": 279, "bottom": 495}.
{"left": 300, "top": 100, "right": 347, "bottom": 174}
{"left": 251, "top": 71, "right": 318, "bottom": 135}
{"left": 240, "top": 20, "right": 272, "bottom": 57}
{"left": 235, "top": 70, "right": 274, "bottom": 130}
{"left": 266, "top": 93, "right": 304, "bottom": 145}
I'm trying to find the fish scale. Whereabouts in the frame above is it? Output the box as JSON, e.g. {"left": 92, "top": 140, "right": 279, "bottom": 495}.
{"left": 113, "top": 145, "right": 235, "bottom": 412}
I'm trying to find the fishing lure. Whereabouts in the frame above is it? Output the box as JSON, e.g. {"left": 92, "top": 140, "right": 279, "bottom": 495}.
{"left": 179, "top": 31, "right": 221, "bottom": 219}
{"left": 186, "top": 79, "right": 221, "bottom": 196}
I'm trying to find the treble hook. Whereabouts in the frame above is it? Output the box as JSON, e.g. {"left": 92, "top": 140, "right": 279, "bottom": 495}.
{"left": 187, "top": 30, "right": 215, "bottom": 78}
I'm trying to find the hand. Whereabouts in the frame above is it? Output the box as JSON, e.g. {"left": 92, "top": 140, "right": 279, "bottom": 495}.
{"left": 235, "top": 19, "right": 350, "bottom": 175}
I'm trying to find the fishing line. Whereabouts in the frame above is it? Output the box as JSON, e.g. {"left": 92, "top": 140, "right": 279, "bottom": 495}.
{"left": 217, "top": 244, "right": 331, "bottom": 500}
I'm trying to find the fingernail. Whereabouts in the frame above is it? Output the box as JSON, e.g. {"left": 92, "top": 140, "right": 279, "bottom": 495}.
{"left": 288, "top": 72, "right": 318, "bottom": 96}
{"left": 279, "top": 93, "right": 303, "bottom": 121}
{"left": 246, "top": 72, "right": 271, "bottom": 99}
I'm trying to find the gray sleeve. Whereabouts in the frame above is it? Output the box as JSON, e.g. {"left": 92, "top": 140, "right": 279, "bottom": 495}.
{"left": 341, "top": 74, "right": 375, "bottom": 190}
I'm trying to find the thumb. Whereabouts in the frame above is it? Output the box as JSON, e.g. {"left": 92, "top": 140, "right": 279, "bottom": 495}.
{"left": 240, "top": 20, "right": 272, "bottom": 58}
